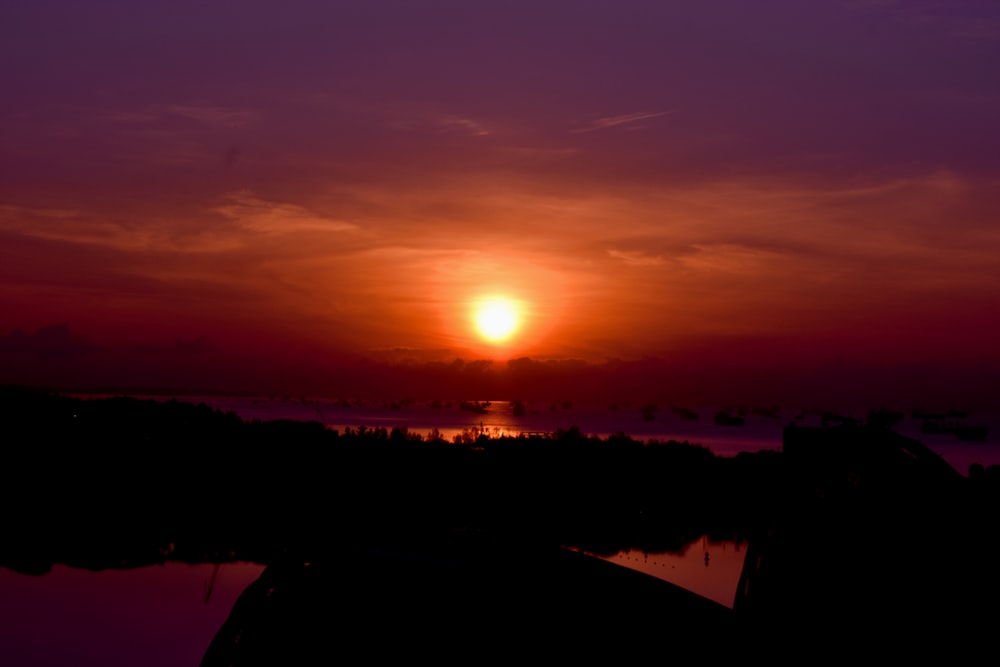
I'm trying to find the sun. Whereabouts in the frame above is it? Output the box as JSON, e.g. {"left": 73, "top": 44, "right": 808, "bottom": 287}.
{"left": 473, "top": 296, "right": 521, "bottom": 343}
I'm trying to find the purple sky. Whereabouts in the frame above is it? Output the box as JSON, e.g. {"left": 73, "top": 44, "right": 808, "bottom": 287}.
{"left": 2, "top": 1, "right": 999, "bottom": 406}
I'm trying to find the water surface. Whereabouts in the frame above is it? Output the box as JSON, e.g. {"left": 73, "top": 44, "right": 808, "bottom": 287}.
{"left": 155, "top": 394, "right": 1000, "bottom": 472}
{"left": 590, "top": 537, "right": 747, "bottom": 608}
{"left": 0, "top": 562, "right": 264, "bottom": 667}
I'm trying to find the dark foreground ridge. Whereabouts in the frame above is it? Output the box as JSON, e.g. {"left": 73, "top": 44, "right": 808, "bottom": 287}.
{"left": 2, "top": 386, "right": 999, "bottom": 661}
{"left": 737, "top": 422, "right": 1000, "bottom": 655}
{"left": 201, "top": 538, "right": 736, "bottom": 664}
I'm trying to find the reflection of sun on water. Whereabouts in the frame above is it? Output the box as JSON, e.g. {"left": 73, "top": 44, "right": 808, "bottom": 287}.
{"left": 473, "top": 296, "right": 522, "bottom": 343}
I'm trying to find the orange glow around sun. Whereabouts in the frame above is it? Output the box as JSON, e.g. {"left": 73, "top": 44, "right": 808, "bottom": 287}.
{"left": 472, "top": 296, "right": 522, "bottom": 344}
{"left": 434, "top": 254, "right": 567, "bottom": 357}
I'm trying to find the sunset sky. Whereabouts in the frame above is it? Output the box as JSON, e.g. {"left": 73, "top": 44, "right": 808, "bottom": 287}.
{"left": 2, "top": 1, "right": 998, "bottom": 407}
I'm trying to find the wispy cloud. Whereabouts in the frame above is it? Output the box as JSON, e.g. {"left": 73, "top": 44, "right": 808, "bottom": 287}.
{"left": 843, "top": 0, "right": 898, "bottom": 9}
{"left": 212, "top": 191, "right": 357, "bottom": 235}
{"left": 101, "top": 111, "right": 161, "bottom": 124}
{"left": 104, "top": 103, "right": 261, "bottom": 128}
{"left": 845, "top": 1, "right": 1000, "bottom": 41}
{"left": 676, "top": 243, "right": 786, "bottom": 275}
{"left": 439, "top": 115, "right": 491, "bottom": 136}
{"left": 0, "top": 205, "right": 158, "bottom": 251}
{"left": 607, "top": 249, "right": 665, "bottom": 267}
{"left": 0, "top": 204, "right": 79, "bottom": 222}
{"left": 572, "top": 111, "right": 674, "bottom": 133}
{"left": 166, "top": 104, "right": 261, "bottom": 128}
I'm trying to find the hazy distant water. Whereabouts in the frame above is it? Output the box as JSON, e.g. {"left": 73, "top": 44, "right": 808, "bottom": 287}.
{"left": 0, "top": 562, "right": 264, "bottom": 667}
{"left": 152, "top": 395, "right": 1000, "bottom": 474}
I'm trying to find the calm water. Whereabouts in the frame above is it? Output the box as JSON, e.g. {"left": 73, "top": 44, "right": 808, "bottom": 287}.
{"left": 0, "top": 562, "right": 264, "bottom": 667}
{"left": 164, "top": 394, "right": 1000, "bottom": 473}
{"left": 590, "top": 536, "right": 748, "bottom": 608}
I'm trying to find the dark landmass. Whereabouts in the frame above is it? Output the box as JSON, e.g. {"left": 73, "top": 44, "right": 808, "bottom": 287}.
{"left": 1, "top": 385, "right": 775, "bottom": 571}
{"left": 2, "top": 385, "right": 999, "bottom": 661}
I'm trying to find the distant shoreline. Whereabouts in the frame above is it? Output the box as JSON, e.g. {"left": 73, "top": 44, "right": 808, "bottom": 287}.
{"left": 62, "top": 388, "right": 1000, "bottom": 473}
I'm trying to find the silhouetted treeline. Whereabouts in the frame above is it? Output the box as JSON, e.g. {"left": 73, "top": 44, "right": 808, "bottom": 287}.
{"left": 0, "top": 385, "right": 785, "bottom": 574}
